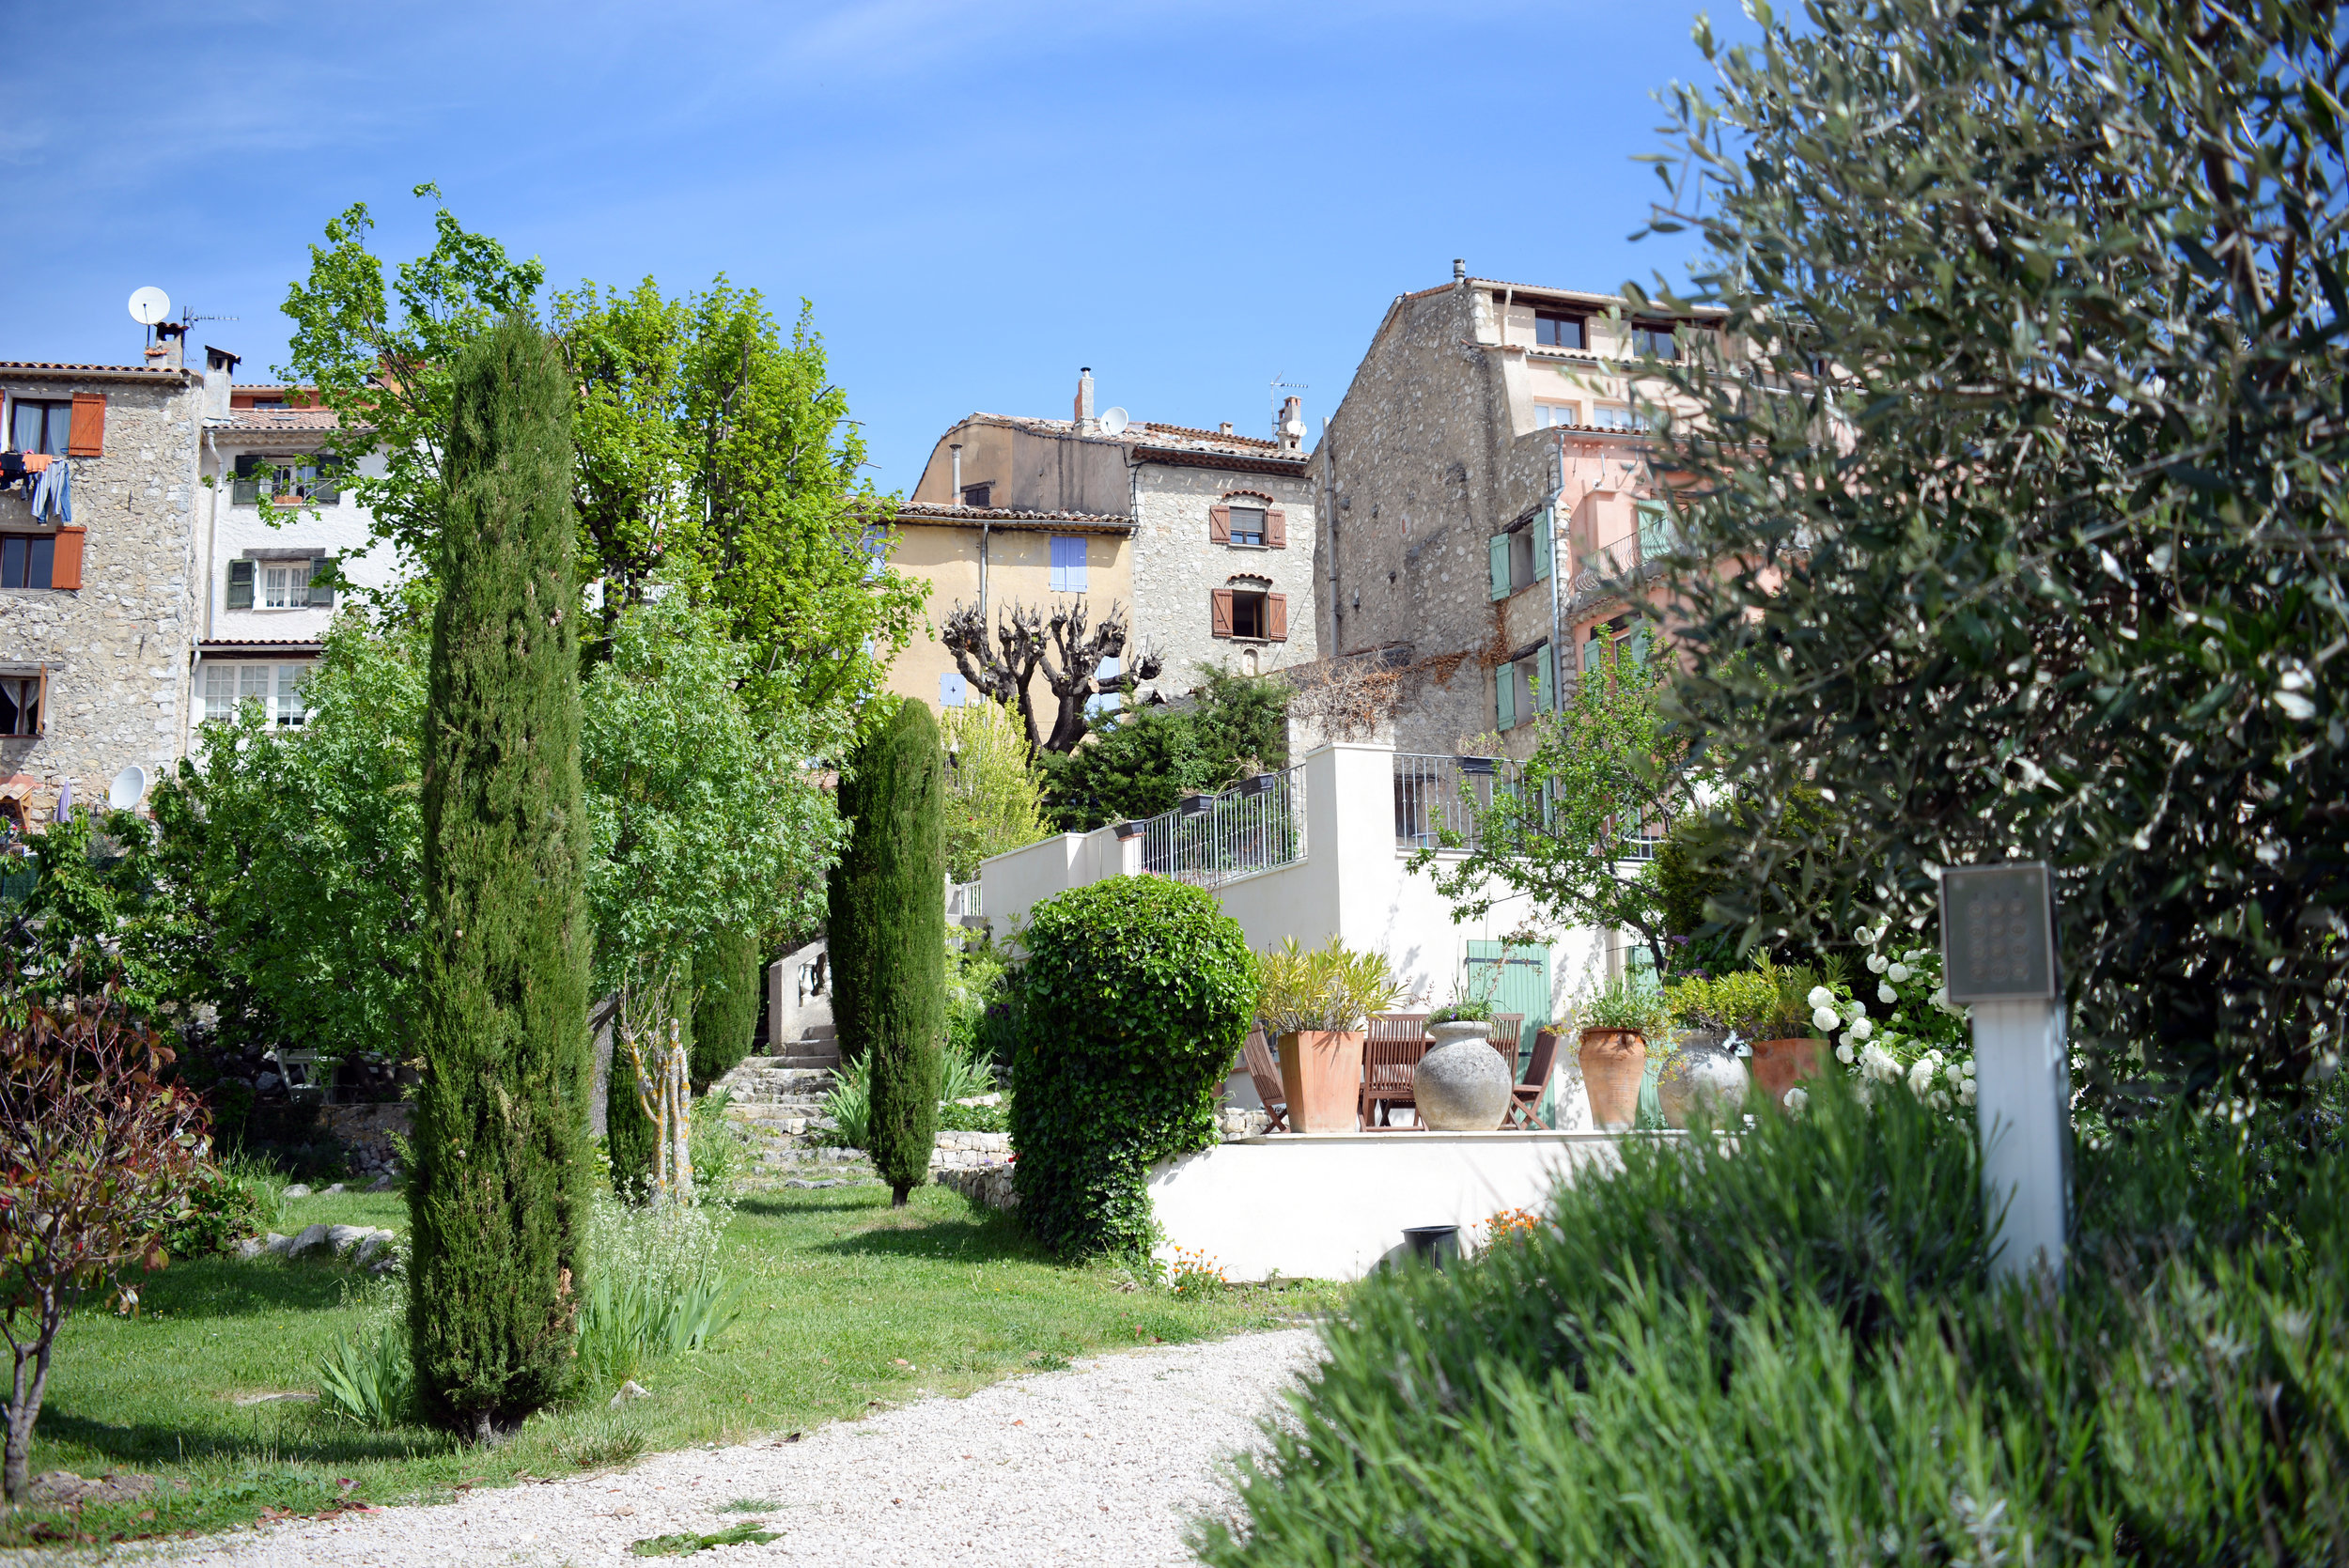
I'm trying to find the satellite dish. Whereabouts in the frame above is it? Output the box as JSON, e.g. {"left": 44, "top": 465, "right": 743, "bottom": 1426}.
{"left": 1099, "top": 407, "right": 1129, "bottom": 437}
{"left": 128, "top": 287, "right": 172, "bottom": 327}
{"left": 107, "top": 765, "right": 148, "bottom": 812}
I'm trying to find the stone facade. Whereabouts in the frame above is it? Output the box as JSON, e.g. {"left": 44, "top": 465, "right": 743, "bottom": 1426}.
{"left": 0, "top": 362, "right": 208, "bottom": 820}
{"left": 1128, "top": 453, "right": 1316, "bottom": 686}
{"left": 1303, "top": 268, "right": 1722, "bottom": 760}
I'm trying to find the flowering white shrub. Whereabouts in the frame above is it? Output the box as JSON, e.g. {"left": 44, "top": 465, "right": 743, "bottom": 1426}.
{"left": 1831, "top": 924, "right": 1972, "bottom": 1117}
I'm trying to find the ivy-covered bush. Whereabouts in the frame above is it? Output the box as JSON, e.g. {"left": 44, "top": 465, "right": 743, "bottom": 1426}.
{"left": 1009, "top": 877, "right": 1256, "bottom": 1258}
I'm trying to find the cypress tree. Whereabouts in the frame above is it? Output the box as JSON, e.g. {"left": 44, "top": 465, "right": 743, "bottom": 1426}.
{"left": 409, "top": 314, "right": 595, "bottom": 1442}
{"left": 690, "top": 924, "right": 764, "bottom": 1088}
{"left": 826, "top": 702, "right": 944, "bottom": 1206}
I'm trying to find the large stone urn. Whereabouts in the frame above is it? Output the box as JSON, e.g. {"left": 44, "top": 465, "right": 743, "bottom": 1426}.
{"left": 1277, "top": 1030, "right": 1366, "bottom": 1134}
{"left": 1414, "top": 1020, "right": 1514, "bottom": 1131}
{"left": 1657, "top": 1031, "right": 1752, "bottom": 1128}
{"left": 1579, "top": 1028, "right": 1648, "bottom": 1130}
{"left": 1750, "top": 1037, "right": 1824, "bottom": 1107}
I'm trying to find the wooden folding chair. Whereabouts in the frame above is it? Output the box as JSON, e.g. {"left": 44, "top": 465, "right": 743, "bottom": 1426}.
{"left": 1487, "top": 1013, "right": 1526, "bottom": 1074}
{"left": 1506, "top": 1028, "right": 1562, "bottom": 1129}
{"left": 1240, "top": 1028, "right": 1290, "bottom": 1133}
{"left": 1359, "top": 1029, "right": 1426, "bottom": 1130}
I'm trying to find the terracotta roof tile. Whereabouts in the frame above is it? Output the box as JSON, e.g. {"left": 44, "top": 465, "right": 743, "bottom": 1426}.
{"left": 893, "top": 501, "right": 1133, "bottom": 529}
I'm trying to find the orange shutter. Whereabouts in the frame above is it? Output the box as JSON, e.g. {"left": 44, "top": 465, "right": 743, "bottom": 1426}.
{"left": 1266, "top": 509, "right": 1286, "bottom": 549}
{"left": 67, "top": 394, "right": 106, "bottom": 458}
{"left": 1209, "top": 505, "right": 1231, "bottom": 544}
{"left": 1210, "top": 589, "right": 1235, "bottom": 638}
{"left": 1267, "top": 593, "right": 1288, "bottom": 641}
{"left": 50, "top": 527, "right": 85, "bottom": 591}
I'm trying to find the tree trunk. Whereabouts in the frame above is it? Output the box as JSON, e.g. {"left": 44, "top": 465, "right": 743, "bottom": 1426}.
{"left": 6, "top": 1316, "right": 57, "bottom": 1503}
{"left": 891, "top": 1182, "right": 911, "bottom": 1208}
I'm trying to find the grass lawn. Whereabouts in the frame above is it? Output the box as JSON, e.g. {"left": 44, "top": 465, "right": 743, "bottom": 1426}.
{"left": 2, "top": 1180, "right": 1340, "bottom": 1550}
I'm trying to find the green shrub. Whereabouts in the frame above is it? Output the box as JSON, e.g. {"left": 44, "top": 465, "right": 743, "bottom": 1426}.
{"left": 1198, "top": 1073, "right": 2349, "bottom": 1566}
{"left": 163, "top": 1156, "right": 282, "bottom": 1259}
{"left": 317, "top": 1318, "right": 414, "bottom": 1429}
{"left": 936, "top": 1098, "right": 1007, "bottom": 1134}
{"left": 1010, "top": 877, "right": 1256, "bottom": 1258}
{"left": 686, "top": 1091, "right": 744, "bottom": 1195}
{"left": 817, "top": 1054, "right": 869, "bottom": 1149}
{"left": 689, "top": 925, "right": 764, "bottom": 1090}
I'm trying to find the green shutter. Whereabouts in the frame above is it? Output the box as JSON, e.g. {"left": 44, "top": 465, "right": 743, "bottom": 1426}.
{"left": 1628, "top": 626, "right": 1652, "bottom": 671}
{"left": 1637, "top": 502, "right": 1669, "bottom": 564}
{"left": 1496, "top": 660, "right": 1517, "bottom": 730}
{"left": 1532, "top": 509, "right": 1553, "bottom": 580}
{"left": 232, "top": 455, "right": 259, "bottom": 506}
{"left": 1489, "top": 535, "right": 1510, "bottom": 600}
{"left": 311, "top": 458, "right": 341, "bottom": 505}
{"left": 308, "top": 559, "right": 336, "bottom": 608}
{"left": 1537, "top": 644, "right": 1556, "bottom": 710}
{"left": 226, "top": 560, "right": 254, "bottom": 610}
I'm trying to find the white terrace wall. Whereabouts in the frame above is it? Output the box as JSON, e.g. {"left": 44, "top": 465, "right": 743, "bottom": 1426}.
{"left": 976, "top": 741, "right": 1604, "bottom": 1024}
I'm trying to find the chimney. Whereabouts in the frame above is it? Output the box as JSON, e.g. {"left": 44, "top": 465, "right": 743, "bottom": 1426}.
{"left": 950, "top": 442, "right": 963, "bottom": 505}
{"left": 1219, "top": 422, "right": 1234, "bottom": 437}
{"left": 1074, "top": 367, "right": 1096, "bottom": 434}
{"left": 1279, "top": 396, "right": 1303, "bottom": 453}
{"left": 1453, "top": 257, "right": 1467, "bottom": 284}
{"left": 203, "top": 345, "right": 241, "bottom": 418}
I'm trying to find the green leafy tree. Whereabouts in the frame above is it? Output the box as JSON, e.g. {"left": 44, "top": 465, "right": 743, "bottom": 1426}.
{"left": 408, "top": 315, "right": 595, "bottom": 1442}
{"left": 1641, "top": 0, "right": 2349, "bottom": 1100}
{"left": 278, "top": 185, "right": 547, "bottom": 585}
{"left": 1040, "top": 667, "right": 1292, "bottom": 831}
{"left": 940, "top": 698, "right": 1050, "bottom": 882}
{"left": 549, "top": 278, "right": 929, "bottom": 722}
{"left": 1419, "top": 639, "right": 1705, "bottom": 975}
{"left": 826, "top": 702, "right": 945, "bottom": 1206}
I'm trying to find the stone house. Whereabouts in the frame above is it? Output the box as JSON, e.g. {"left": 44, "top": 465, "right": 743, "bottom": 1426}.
{"left": 884, "top": 369, "right": 1319, "bottom": 722}
{"left": 0, "top": 333, "right": 395, "bottom": 829}
{"left": 1301, "top": 262, "right": 1725, "bottom": 762}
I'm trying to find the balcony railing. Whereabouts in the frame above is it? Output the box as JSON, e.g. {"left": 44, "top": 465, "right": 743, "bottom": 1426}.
{"left": 1132, "top": 765, "right": 1307, "bottom": 889}
{"left": 946, "top": 879, "right": 982, "bottom": 918}
{"left": 1392, "top": 753, "right": 1523, "bottom": 852}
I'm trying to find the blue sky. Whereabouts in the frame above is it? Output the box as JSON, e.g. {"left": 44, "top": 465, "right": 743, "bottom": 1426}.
{"left": 4, "top": 1, "right": 1739, "bottom": 490}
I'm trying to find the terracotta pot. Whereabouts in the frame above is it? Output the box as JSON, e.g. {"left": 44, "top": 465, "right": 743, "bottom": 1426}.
{"left": 1750, "top": 1037, "right": 1824, "bottom": 1106}
{"left": 1414, "top": 1020, "right": 1515, "bottom": 1130}
{"left": 1579, "top": 1028, "right": 1648, "bottom": 1130}
{"left": 1277, "top": 1030, "right": 1366, "bottom": 1134}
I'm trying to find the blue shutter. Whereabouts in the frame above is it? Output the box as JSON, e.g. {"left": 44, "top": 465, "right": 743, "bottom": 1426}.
{"left": 1050, "top": 536, "right": 1088, "bottom": 593}
{"left": 1532, "top": 509, "right": 1553, "bottom": 580}
{"left": 939, "top": 672, "right": 967, "bottom": 706}
{"left": 1488, "top": 535, "right": 1510, "bottom": 600}
{"left": 1496, "top": 660, "right": 1517, "bottom": 730}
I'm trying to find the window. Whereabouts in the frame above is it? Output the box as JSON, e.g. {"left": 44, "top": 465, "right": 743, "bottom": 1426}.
{"left": 1533, "top": 310, "right": 1585, "bottom": 349}
{"left": 1486, "top": 511, "right": 1553, "bottom": 599}
{"left": 1534, "top": 403, "right": 1581, "bottom": 428}
{"left": 1494, "top": 644, "right": 1556, "bottom": 730}
{"left": 0, "top": 675, "right": 39, "bottom": 737}
{"left": 227, "top": 557, "right": 333, "bottom": 611}
{"left": 1630, "top": 322, "right": 1680, "bottom": 360}
{"left": 201, "top": 662, "right": 311, "bottom": 727}
{"left": 0, "top": 536, "right": 54, "bottom": 590}
{"left": 1590, "top": 402, "right": 1647, "bottom": 431}
{"left": 1211, "top": 500, "right": 1284, "bottom": 548}
{"left": 939, "top": 671, "right": 968, "bottom": 706}
{"left": 8, "top": 400, "right": 71, "bottom": 457}
{"left": 1210, "top": 586, "right": 1287, "bottom": 642}
{"left": 960, "top": 483, "right": 992, "bottom": 508}
{"left": 1049, "top": 535, "right": 1088, "bottom": 593}
{"left": 232, "top": 454, "right": 340, "bottom": 505}
{"left": 1227, "top": 506, "right": 1266, "bottom": 546}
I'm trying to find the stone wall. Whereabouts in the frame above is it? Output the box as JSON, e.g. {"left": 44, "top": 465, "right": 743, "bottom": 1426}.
{"left": 935, "top": 1161, "right": 1017, "bottom": 1212}
{"left": 0, "top": 369, "right": 206, "bottom": 812}
{"left": 1128, "top": 463, "right": 1319, "bottom": 689}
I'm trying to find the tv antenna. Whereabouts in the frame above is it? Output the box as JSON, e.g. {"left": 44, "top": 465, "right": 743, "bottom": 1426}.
{"left": 1268, "top": 375, "right": 1308, "bottom": 440}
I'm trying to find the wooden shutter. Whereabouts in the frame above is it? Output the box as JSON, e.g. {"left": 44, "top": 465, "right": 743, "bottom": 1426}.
{"left": 1536, "top": 644, "right": 1555, "bottom": 709}
{"left": 233, "top": 455, "right": 260, "bottom": 505}
{"left": 1496, "top": 660, "right": 1517, "bottom": 730}
{"left": 1489, "top": 535, "right": 1511, "bottom": 600}
{"left": 1267, "top": 593, "right": 1288, "bottom": 641}
{"left": 34, "top": 666, "right": 47, "bottom": 737}
{"left": 1210, "top": 588, "right": 1235, "bottom": 638}
{"left": 49, "top": 527, "right": 85, "bottom": 591}
{"left": 1209, "top": 505, "right": 1231, "bottom": 544}
{"left": 1532, "top": 510, "right": 1553, "bottom": 580}
{"left": 309, "top": 458, "right": 341, "bottom": 504}
{"left": 1266, "top": 508, "right": 1287, "bottom": 548}
{"left": 226, "top": 560, "right": 255, "bottom": 611}
{"left": 307, "top": 559, "right": 335, "bottom": 608}
{"left": 67, "top": 394, "right": 105, "bottom": 458}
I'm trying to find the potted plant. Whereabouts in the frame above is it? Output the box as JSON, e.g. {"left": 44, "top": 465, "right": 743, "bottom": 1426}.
{"left": 1256, "top": 938, "right": 1407, "bottom": 1134}
{"left": 1577, "top": 973, "right": 1664, "bottom": 1130}
{"left": 1417, "top": 973, "right": 1512, "bottom": 1130}
{"left": 1657, "top": 969, "right": 1765, "bottom": 1126}
{"left": 1750, "top": 961, "right": 1839, "bottom": 1105}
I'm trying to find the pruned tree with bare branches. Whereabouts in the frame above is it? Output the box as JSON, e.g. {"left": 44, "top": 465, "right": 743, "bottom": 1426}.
{"left": 0, "top": 950, "right": 208, "bottom": 1502}
{"left": 939, "top": 598, "right": 1163, "bottom": 753}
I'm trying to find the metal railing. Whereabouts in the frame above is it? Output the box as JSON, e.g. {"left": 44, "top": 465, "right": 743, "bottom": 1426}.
{"left": 1132, "top": 764, "right": 1307, "bottom": 889}
{"left": 1392, "top": 753, "right": 1523, "bottom": 852}
{"left": 946, "top": 879, "right": 982, "bottom": 918}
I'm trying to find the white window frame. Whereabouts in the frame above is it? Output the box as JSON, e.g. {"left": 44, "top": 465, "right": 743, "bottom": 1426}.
{"left": 1534, "top": 402, "right": 1581, "bottom": 428}
{"left": 260, "top": 560, "right": 313, "bottom": 609}
{"left": 201, "top": 662, "right": 313, "bottom": 728}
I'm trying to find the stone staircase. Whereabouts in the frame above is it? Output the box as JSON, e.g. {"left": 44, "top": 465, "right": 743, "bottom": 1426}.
{"left": 717, "top": 992, "right": 878, "bottom": 1185}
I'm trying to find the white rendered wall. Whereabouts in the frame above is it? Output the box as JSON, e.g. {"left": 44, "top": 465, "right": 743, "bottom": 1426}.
{"left": 1147, "top": 1131, "right": 1654, "bottom": 1281}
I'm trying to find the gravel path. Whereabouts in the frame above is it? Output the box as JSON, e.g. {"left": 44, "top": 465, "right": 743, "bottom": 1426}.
{"left": 138, "top": 1329, "right": 1318, "bottom": 1568}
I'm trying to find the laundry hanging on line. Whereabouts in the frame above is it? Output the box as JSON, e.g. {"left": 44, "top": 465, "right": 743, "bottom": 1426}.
{"left": 27, "top": 459, "right": 70, "bottom": 523}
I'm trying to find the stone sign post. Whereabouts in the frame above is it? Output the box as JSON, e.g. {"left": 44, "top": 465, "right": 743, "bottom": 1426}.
{"left": 1940, "top": 862, "right": 2071, "bottom": 1285}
